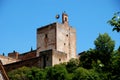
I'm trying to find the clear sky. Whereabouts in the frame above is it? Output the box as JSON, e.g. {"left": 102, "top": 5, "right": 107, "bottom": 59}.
{"left": 0, "top": 0, "right": 120, "bottom": 55}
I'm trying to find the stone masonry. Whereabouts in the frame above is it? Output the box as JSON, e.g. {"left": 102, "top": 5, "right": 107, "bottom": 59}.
{"left": 0, "top": 12, "right": 77, "bottom": 71}
{"left": 37, "top": 13, "right": 76, "bottom": 62}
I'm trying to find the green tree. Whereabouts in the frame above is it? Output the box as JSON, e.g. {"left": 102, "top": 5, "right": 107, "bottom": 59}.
{"left": 66, "top": 58, "right": 79, "bottom": 73}
{"left": 94, "top": 33, "right": 115, "bottom": 66}
{"left": 73, "top": 67, "right": 100, "bottom": 80}
{"left": 80, "top": 50, "right": 92, "bottom": 69}
{"left": 27, "top": 67, "right": 46, "bottom": 80}
{"left": 8, "top": 66, "right": 31, "bottom": 80}
{"left": 46, "top": 64, "right": 68, "bottom": 80}
{"left": 111, "top": 46, "right": 120, "bottom": 79}
{"left": 8, "top": 66, "right": 46, "bottom": 80}
{"left": 108, "top": 12, "right": 120, "bottom": 32}
{"left": 80, "top": 49, "right": 97, "bottom": 69}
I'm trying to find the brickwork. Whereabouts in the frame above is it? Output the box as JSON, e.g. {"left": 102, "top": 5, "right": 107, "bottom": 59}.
{"left": 36, "top": 12, "right": 76, "bottom": 66}
{"left": 39, "top": 49, "right": 67, "bottom": 68}
{"left": 52, "top": 49, "right": 67, "bottom": 66}
{"left": 57, "top": 23, "right": 76, "bottom": 61}
{"left": 37, "top": 14, "right": 76, "bottom": 61}
{"left": 3, "top": 49, "right": 68, "bottom": 72}
{"left": 39, "top": 50, "right": 52, "bottom": 68}
{"left": 4, "top": 57, "right": 40, "bottom": 72}
{"left": 8, "top": 51, "right": 19, "bottom": 59}
{"left": 37, "top": 23, "right": 56, "bottom": 56}
{"left": 0, "top": 55, "right": 19, "bottom": 65}
{"left": 18, "top": 50, "right": 36, "bottom": 60}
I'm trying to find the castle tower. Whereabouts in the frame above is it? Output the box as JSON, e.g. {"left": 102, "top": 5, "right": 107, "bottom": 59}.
{"left": 37, "top": 12, "right": 76, "bottom": 67}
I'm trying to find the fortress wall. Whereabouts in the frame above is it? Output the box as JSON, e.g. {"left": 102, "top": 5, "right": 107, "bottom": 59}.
{"left": 52, "top": 49, "right": 67, "bottom": 66}
{"left": 4, "top": 57, "right": 40, "bottom": 72}
{"left": 37, "top": 23, "right": 56, "bottom": 56}
{"left": 0, "top": 55, "right": 19, "bottom": 65}
{"left": 18, "top": 50, "right": 37, "bottom": 60}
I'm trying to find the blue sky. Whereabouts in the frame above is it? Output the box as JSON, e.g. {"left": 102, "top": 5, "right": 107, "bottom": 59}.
{"left": 0, "top": 0, "right": 120, "bottom": 55}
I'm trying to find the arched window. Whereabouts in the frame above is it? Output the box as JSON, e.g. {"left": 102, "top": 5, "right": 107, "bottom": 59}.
{"left": 65, "top": 17, "right": 67, "bottom": 22}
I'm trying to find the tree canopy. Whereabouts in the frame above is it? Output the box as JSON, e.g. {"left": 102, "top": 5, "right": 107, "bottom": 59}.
{"left": 108, "top": 12, "right": 120, "bottom": 32}
{"left": 94, "top": 33, "right": 115, "bottom": 66}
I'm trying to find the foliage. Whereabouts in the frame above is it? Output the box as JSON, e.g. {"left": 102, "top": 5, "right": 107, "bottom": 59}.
{"left": 27, "top": 67, "right": 46, "bottom": 80}
{"left": 94, "top": 33, "right": 115, "bottom": 66}
{"left": 8, "top": 66, "right": 30, "bottom": 80}
{"left": 80, "top": 49, "right": 94, "bottom": 69}
{"left": 8, "top": 66, "right": 46, "bottom": 80}
{"left": 73, "top": 67, "right": 100, "bottom": 80}
{"left": 79, "top": 33, "right": 117, "bottom": 79}
{"left": 46, "top": 64, "right": 68, "bottom": 80}
{"left": 108, "top": 12, "right": 120, "bottom": 32}
{"left": 111, "top": 47, "right": 120, "bottom": 80}
{"left": 66, "top": 58, "right": 79, "bottom": 73}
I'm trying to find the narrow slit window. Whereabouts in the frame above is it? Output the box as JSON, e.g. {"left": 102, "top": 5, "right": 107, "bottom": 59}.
{"left": 59, "top": 58, "right": 61, "bottom": 61}
{"left": 66, "top": 34, "right": 68, "bottom": 37}
{"left": 65, "top": 17, "right": 67, "bottom": 22}
{"left": 45, "top": 34, "right": 48, "bottom": 38}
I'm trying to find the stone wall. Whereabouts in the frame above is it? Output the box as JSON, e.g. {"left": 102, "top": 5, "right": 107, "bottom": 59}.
{"left": 52, "top": 49, "right": 67, "bottom": 66}
{"left": 3, "top": 49, "right": 68, "bottom": 72}
{"left": 18, "top": 50, "right": 37, "bottom": 60}
{"left": 39, "top": 50, "right": 52, "bottom": 68}
{"left": 37, "top": 22, "right": 76, "bottom": 61}
{"left": 4, "top": 57, "right": 40, "bottom": 72}
{"left": 57, "top": 23, "right": 76, "bottom": 61}
{"left": 8, "top": 51, "right": 19, "bottom": 59}
{"left": 37, "top": 23, "right": 56, "bottom": 56}
{"left": 0, "top": 55, "right": 19, "bottom": 65}
{"left": 69, "top": 27, "right": 76, "bottom": 59}
{"left": 8, "top": 50, "right": 37, "bottom": 61}
{"left": 39, "top": 49, "right": 67, "bottom": 68}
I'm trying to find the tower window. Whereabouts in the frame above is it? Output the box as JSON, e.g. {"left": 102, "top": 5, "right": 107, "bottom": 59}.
{"left": 65, "top": 17, "right": 67, "bottom": 22}
{"left": 45, "top": 34, "right": 48, "bottom": 38}
{"left": 44, "top": 34, "right": 48, "bottom": 48}
{"left": 59, "top": 58, "right": 61, "bottom": 61}
{"left": 66, "top": 34, "right": 68, "bottom": 37}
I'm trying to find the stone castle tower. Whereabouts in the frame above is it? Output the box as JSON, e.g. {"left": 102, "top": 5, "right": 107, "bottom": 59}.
{"left": 0, "top": 13, "right": 77, "bottom": 70}
{"left": 37, "top": 12, "right": 76, "bottom": 67}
